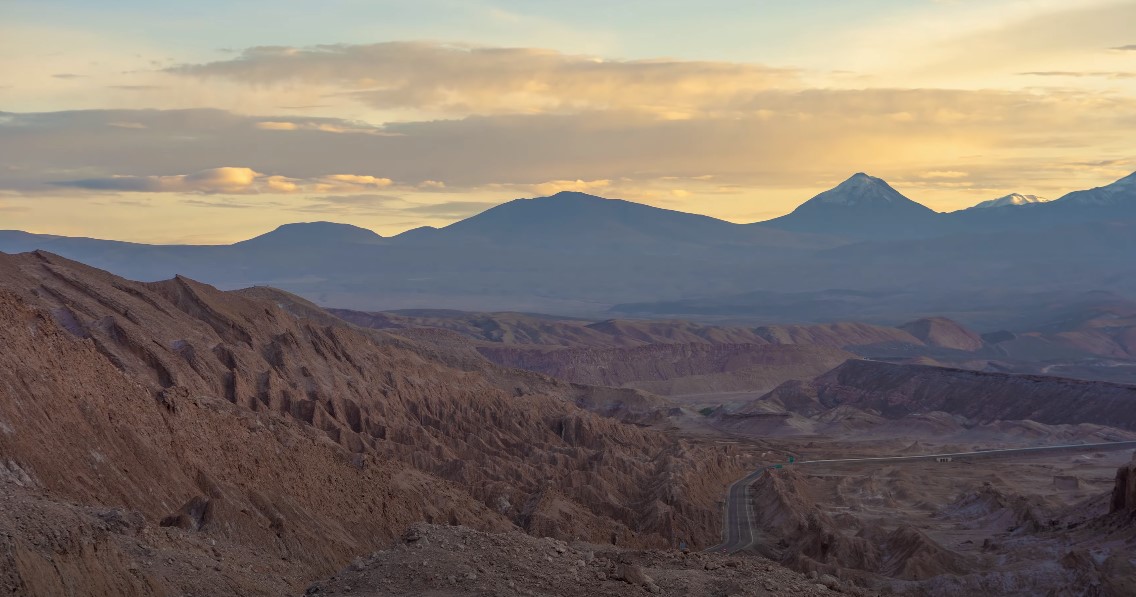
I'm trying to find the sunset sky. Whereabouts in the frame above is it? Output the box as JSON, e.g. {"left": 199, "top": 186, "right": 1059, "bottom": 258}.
{"left": 2, "top": 0, "right": 1135, "bottom": 243}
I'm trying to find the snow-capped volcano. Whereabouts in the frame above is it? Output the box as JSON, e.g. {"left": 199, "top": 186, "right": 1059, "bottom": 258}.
{"left": 807, "top": 173, "right": 929, "bottom": 208}
{"left": 757, "top": 173, "right": 940, "bottom": 239}
{"left": 967, "top": 193, "right": 1049, "bottom": 210}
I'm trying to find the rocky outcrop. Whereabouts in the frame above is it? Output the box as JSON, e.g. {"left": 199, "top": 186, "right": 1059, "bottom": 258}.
{"left": 899, "top": 317, "right": 984, "bottom": 352}
{"left": 745, "top": 468, "right": 974, "bottom": 583}
{"left": 1111, "top": 453, "right": 1136, "bottom": 515}
{"left": 306, "top": 523, "right": 857, "bottom": 596}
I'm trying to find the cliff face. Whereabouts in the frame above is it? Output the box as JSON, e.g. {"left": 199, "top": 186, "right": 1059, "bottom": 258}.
{"left": 1112, "top": 453, "right": 1136, "bottom": 515}
{"left": 0, "top": 251, "right": 750, "bottom": 594}
{"left": 754, "top": 360, "right": 1136, "bottom": 429}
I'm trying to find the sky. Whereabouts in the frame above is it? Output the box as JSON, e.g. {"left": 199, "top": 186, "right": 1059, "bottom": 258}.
{"left": 2, "top": 0, "right": 1135, "bottom": 243}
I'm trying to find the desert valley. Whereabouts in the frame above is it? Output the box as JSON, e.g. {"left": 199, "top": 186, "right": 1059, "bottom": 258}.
{"left": 4, "top": 2, "right": 1136, "bottom": 595}
{"left": 4, "top": 168, "right": 1136, "bottom": 595}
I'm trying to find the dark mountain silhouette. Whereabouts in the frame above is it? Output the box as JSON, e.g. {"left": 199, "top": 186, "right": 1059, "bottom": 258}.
{"left": 1, "top": 170, "right": 1135, "bottom": 321}
{"left": 394, "top": 191, "right": 837, "bottom": 255}
{"left": 235, "top": 221, "right": 386, "bottom": 248}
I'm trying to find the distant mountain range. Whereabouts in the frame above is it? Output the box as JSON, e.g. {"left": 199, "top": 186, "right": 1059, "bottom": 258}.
{"left": 2, "top": 170, "right": 1134, "bottom": 323}
{"left": 762, "top": 171, "right": 1134, "bottom": 239}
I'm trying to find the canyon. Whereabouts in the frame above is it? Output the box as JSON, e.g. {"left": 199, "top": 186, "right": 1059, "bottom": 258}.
{"left": 2, "top": 251, "right": 1136, "bottom": 595}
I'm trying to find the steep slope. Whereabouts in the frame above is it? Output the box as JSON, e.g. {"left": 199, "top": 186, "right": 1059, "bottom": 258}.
{"left": 0, "top": 284, "right": 511, "bottom": 595}
{"left": 758, "top": 173, "right": 940, "bottom": 239}
{"left": 0, "top": 251, "right": 753, "bottom": 594}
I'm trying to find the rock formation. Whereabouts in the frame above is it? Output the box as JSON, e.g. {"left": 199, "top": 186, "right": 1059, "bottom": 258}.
{"left": 0, "top": 251, "right": 752, "bottom": 594}
{"left": 1111, "top": 453, "right": 1136, "bottom": 515}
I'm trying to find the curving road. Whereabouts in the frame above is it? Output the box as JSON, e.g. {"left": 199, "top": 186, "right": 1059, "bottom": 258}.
{"left": 706, "top": 441, "right": 1136, "bottom": 554}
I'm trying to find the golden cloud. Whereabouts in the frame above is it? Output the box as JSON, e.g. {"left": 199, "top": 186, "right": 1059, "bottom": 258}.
{"left": 168, "top": 42, "right": 800, "bottom": 117}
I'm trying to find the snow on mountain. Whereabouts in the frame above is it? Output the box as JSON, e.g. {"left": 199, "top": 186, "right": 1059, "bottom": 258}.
{"left": 967, "top": 193, "right": 1049, "bottom": 210}
{"left": 806, "top": 173, "right": 931, "bottom": 209}
{"left": 756, "top": 173, "right": 940, "bottom": 239}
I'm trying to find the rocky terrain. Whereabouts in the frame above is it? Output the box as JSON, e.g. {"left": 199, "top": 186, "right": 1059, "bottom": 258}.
{"left": 734, "top": 450, "right": 1136, "bottom": 596}
{"left": 333, "top": 306, "right": 1136, "bottom": 389}
{"left": 306, "top": 523, "right": 863, "bottom": 596}
{"left": 5, "top": 249, "right": 1136, "bottom": 596}
{"left": 0, "top": 251, "right": 755, "bottom": 595}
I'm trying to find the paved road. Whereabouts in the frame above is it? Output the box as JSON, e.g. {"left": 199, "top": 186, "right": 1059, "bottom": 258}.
{"left": 705, "top": 441, "right": 1136, "bottom": 554}
{"left": 704, "top": 466, "right": 767, "bottom": 554}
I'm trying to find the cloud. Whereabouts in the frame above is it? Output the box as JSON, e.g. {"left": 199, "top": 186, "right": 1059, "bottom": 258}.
{"left": 167, "top": 42, "right": 799, "bottom": 117}
{"left": 60, "top": 167, "right": 260, "bottom": 193}
{"left": 56, "top": 166, "right": 395, "bottom": 194}
{"left": 528, "top": 179, "right": 612, "bottom": 196}
{"left": 920, "top": 171, "right": 969, "bottom": 179}
{"left": 1111, "top": 44, "right": 1136, "bottom": 51}
{"left": 254, "top": 118, "right": 396, "bottom": 135}
{"left": 400, "top": 200, "right": 498, "bottom": 217}
{"left": 51, "top": 73, "right": 85, "bottom": 80}
{"left": 291, "top": 194, "right": 495, "bottom": 220}
{"left": 4, "top": 84, "right": 1136, "bottom": 217}
{"left": 1020, "top": 71, "right": 1136, "bottom": 79}
{"left": 255, "top": 121, "right": 298, "bottom": 130}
